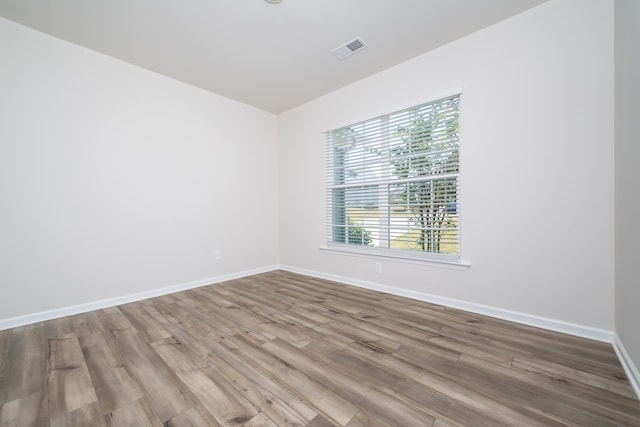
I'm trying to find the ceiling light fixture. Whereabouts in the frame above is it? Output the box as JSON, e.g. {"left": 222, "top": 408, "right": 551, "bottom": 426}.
{"left": 264, "top": 0, "right": 282, "bottom": 4}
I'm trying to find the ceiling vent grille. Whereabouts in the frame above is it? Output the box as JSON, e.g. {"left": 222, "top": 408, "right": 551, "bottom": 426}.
{"left": 331, "top": 37, "right": 368, "bottom": 60}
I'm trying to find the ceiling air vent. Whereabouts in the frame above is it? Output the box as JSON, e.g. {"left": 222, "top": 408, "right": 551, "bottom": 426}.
{"left": 331, "top": 37, "right": 368, "bottom": 60}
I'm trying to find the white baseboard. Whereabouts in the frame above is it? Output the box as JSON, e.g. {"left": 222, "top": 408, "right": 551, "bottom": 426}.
{"left": 278, "top": 265, "right": 615, "bottom": 343}
{"left": 0, "top": 265, "right": 279, "bottom": 331}
{"left": 613, "top": 334, "right": 640, "bottom": 400}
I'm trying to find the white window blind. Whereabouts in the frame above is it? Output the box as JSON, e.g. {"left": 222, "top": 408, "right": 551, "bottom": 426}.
{"left": 326, "top": 94, "right": 460, "bottom": 261}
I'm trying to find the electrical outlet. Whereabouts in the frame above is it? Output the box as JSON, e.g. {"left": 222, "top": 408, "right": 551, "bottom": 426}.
{"left": 215, "top": 250, "right": 222, "bottom": 260}
{"left": 375, "top": 262, "right": 382, "bottom": 274}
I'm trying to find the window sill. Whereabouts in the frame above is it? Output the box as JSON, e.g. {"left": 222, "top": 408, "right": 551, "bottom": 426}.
{"left": 319, "top": 245, "right": 470, "bottom": 271}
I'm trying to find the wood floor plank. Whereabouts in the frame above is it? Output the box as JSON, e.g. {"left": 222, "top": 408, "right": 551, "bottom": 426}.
{"left": 150, "top": 336, "right": 209, "bottom": 374}
{"left": 220, "top": 333, "right": 360, "bottom": 426}
{"left": 193, "top": 334, "right": 319, "bottom": 426}
{"left": 262, "top": 338, "right": 436, "bottom": 427}
{"left": 333, "top": 328, "right": 561, "bottom": 426}
{"left": 43, "top": 317, "right": 75, "bottom": 341}
{"left": 1, "top": 270, "right": 639, "bottom": 427}
{"left": 309, "top": 340, "right": 503, "bottom": 427}
{"left": 511, "top": 358, "right": 640, "bottom": 416}
{"left": 177, "top": 367, "right": 259, "bottom": 426}
{"left": 512, "top": 355, "right": 637, "bottom": 399}
{"left": 242, "top": 412, "right": 279, "bottom": 427}
{"left": 304, "top": 414, "right": 337, "bottom": 427}
{"left": 428, "top": 334, "right": 514, "bottom": 367}
{"left": 50, "top": 402, "right": 105, "bottom": 427}
{"left": 49, "top": 337, "right": 84, "bottom": 370}
{"left": 393, "top": 340, "right": 461, "bottom": 364}
{"left": 0, "top": 392, "right": 47, "bottom": 427}
{"left": 119, "top": 303, "right": 173, "bottom": 344}
{"left": 95, "top": 307, "right": 135, "bottom": 333}
{"left": 104, "top": 398, "right": 163, "bottom": 427}
{"left": 69, "top": 312, "right": 104, "bottom": 338}
{"left": 460, "top": 353, "right": 640, "bottom": 426}
{"left": 47, "top": 364, "right": 97, "bottom": 420}
{"left": 0, "top": 330, "right": 10, "bottom": 381}
{"left": 193, "top": 338, "right": 316, "bottom": 427}
{"left": 447, "top": 354, "right": 610, "bottom": 425}
{"left": 0, "top": 326, "right": 48, "bottom": 411}
{"left": 344, "top": 410, "right": 392, "bottom": 427}
{"left": 108, "top": 329, "right": 196, "bottom": 423}
{"left": 152, "top": 302, "right": 223, "bottom": 345}
{"left": 79, "top": 332, "right": 145, "bottom": 414}
{"left": 47, "top": 334, "right": 98, "bottom": 422}
{"left": 164, "top": 404, "right": 221, "bottom": 427}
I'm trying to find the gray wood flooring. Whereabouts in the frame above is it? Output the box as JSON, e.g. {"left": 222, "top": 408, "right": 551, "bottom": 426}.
{"left": 1, "top": 270, "right": 639, "bottom": 426}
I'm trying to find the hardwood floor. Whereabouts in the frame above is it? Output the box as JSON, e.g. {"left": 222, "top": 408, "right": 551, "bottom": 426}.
{"left": 1, "top": 270, "right": 639, "bottom": 426}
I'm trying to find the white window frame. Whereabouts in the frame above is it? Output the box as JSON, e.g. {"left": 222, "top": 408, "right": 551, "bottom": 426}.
{"left": 322, "top": 94, "right": 468, "bottom": 269}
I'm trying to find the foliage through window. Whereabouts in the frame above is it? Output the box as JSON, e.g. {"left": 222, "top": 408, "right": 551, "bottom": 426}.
{"left": 326, "top": 95, "right": 460, "bottom": 260}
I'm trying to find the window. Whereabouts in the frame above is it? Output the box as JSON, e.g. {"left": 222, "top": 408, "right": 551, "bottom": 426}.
{"left": 325, "top": 94, "right": 461, "bottom": 262}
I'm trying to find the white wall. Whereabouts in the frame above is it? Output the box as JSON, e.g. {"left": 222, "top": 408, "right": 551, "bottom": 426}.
{"left": 0, "top": 17, "right": 279, "bottom": 322}
{"left": 278, "top": 0, "right": 615, "bottom": 331}
{"left": 615, "top": 0, "right": 640, "bottom": 376}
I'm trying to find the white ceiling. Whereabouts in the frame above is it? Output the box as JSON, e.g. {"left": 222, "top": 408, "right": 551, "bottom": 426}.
{"left": 0, "top": 0, "right": 547, "bottom": 113}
